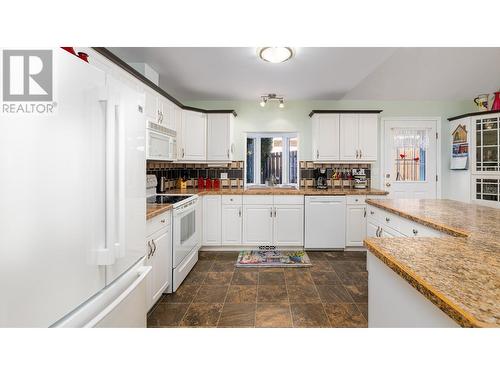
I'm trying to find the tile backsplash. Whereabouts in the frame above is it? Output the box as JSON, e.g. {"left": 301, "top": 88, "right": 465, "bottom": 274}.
{"left": 147, "top": 160, "right": 370, "bottom": 191}
{"left": 147, "top": 161, "right": 244, "bottom": 191}
{"left": 299, "top": 161, "right": 371, "bottom": 188}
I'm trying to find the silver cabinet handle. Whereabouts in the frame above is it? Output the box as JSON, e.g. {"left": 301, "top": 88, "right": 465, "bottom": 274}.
{"left": 360, "top": 149, "right": 362, "bottom": 158}
{"left": 270, "top": 208, "right": 273, "bottom": 217}
{"left": 227, "top": 149, "right": 230, "bottom": 158}
{"left": 316, "top": 150, "right": 319, "bottom": 159}
{"left": 379, "top": 228, "right": 383, "bottom": 237}
{"left": 238, "top": 207, "right": 242, "bottom": 217}
{"left": 385, "top": 217, "right": 390, "bottom": 222}
{"left": 160, "top": 219, "right": 166, "bottom": 223}
{"left": 370, "top": 210, "right": 375, "bottom": 215}
{"left": 375, "top": 227, "right": 380, "bottom": 237}
{"left": 363, "top": 207, "right": 366, "bottom": 217}
{"left": 413, "top": 229, "right": 418, "bottom": 235}
{"left": 147, "top": 241, "right": 153, "bottom": 259}
{"left": 386, "top": 182, "right": 391, "bottom": 187}
{"left": 182, "top": 148, "right": 185, "bottom": 158}
{"left": 274, "top": 208, "right": 277, "bottom": 217}
{"left": 151, "top": 239, "right": 157, "bottom": 256}
{"left": 356, "top": 150, "right": 359, "bottom": 159}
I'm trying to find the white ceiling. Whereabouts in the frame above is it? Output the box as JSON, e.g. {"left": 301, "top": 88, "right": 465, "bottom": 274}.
{"left": 109, "top": 47, "right": 500, "bottom": 101}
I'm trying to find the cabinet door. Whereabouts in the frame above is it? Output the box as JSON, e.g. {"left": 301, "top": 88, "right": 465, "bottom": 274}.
{"left": 340, "top": 113, "right": 359, "bottom": 160}
{"left": 358, "top": 114, "right": 378, "bottom": 160}
{"left": 207, "top": 113, "right": 230, "bottom": 161}
{"left": 366, "top": 219, "right": 379, "bottom": 238}
{"left": 174, "top": 105, "right": 183, "bottom": 134}
{"left": 145, "top": 89, "right": 158, "bottom": 121}
{"left": 144, "top": 240, "right": 154, "bottom": 310}
{"left": 346, "top": 205, "right": 366, "bottom": 246}
{"left": 151, "top": 227, "right": 171, "bottom": 305}
{"left": 242, "top": 205, "right": 273, "bottom": 245}
{"left": 273, "top": 205, "right": 304, "bottom": 246}
{"left": 181, "top": 110, "right": 206, "bottom": 160}
{"left": 221, "top": 205, "right": 242, "bottom": 245}
{"left": 202, "top": 195, "right": 221, "bottom": 245}
{"left": 313, "top": 114, "right": 340, "bottom": 161}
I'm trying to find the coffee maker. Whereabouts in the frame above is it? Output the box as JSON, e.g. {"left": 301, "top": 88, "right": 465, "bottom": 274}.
{"left": 314, "top": 168, "right": 328, "bottom": 189}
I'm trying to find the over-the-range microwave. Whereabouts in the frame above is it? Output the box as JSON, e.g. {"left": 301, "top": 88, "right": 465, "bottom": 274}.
{"left": 146, "top": 121, "right": 177, "bottom": 161}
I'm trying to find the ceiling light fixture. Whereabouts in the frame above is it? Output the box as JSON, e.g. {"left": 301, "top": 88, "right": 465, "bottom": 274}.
{"left": 259, "top": 94, "right": 285, "bottom": 108}
{"left": 258, "top": 47, "right": 293, "bottom": 63}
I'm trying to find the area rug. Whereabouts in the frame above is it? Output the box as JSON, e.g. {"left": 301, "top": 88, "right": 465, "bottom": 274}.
{"left": 236, "top": 250, "right": 312, "bottom": 268}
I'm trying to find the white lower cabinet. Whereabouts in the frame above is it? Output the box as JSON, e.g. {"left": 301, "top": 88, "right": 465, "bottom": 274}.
{"left": 145, "top": 212, "right": 172, "bottom": 311}
{"left": 221, "top": 204, "right": 243, "bottom": 245}
{"left": 202, "top": 195, "right": 221, "bottom": 246}
{"left": 274, "top": 205, "right": 304, "bottom": 246}
{"left": 366, "top": 204, "right": 445, "bottom": 239}
{"left": 242, "top": 205, "right": 274, "bottom": 245}
{"left": 346, "top": 204, "right": 366, "bottom": 246}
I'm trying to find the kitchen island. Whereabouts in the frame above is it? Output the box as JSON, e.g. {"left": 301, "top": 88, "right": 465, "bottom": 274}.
{"left": 364, "top": 199, "right": 500, "bottom": 328}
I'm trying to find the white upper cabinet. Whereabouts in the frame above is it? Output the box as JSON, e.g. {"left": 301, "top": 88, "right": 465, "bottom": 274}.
{"left": 358, "top": 114, "right": 378, "bottom": 160}
{"left": 340, "top": 113, "right": 378, "bottom": 161}
{"left": 339, "top": 114, "right": 359, "bottom": 160}
{"left": 207, "top": 113, "right": 235, "bottom": 162}
{"left": 312, "top": 112, "right": 379, "bottom": 162}
{"left": 144, "top": 88, "right": 158, "bottom": 121}
{"left": 144, "top": 88, "right": 176, "bottom": 131}
{"left": 312, "top": 114, "right": 340, "bottom": 161}
{"left": 179, "top": 110, "right": 207, "bottom": 161}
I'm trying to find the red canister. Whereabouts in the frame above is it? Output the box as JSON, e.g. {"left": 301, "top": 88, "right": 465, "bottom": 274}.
{"left": 197, "top": 176, "right": 205, "bottom": 189}
{"left": 214, "top": 178, "right": 220, "bottom": 189}
{"left": 205, "top": 178, "right": 212, "bottom": 189}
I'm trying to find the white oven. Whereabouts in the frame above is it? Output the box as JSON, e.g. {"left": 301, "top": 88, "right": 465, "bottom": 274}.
{"left": 172, "top": 195, "right": 200, "bottom": 269}
{"left": 146, "top": 121, "right": 177, "bottom": 161}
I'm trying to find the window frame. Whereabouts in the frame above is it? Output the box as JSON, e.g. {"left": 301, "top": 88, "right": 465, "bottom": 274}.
{"left": 245, "top": 132, "right": 300, "bottom": 187}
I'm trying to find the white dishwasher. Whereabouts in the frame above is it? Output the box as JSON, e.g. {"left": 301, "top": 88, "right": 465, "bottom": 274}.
{"left": 305, "top": 196, "right": 346, "bottom": 249}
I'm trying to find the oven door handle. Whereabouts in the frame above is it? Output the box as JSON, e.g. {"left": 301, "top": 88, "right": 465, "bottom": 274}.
{"left": 174, "top": 201, "right": 197, "bottom": 217}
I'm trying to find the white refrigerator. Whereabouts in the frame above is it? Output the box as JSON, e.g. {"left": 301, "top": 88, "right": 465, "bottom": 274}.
{"left": 0, "top": 48, "right": 149, "bottom": 327}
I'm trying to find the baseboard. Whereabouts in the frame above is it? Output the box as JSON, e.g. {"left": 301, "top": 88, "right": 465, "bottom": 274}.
{"left": 199, "top": 246, "right": 366, "bottom": 252}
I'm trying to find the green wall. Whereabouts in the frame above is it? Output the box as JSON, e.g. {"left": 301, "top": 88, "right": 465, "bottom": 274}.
{"left": 186, "top": 99, "right": 475, "bottom": 196}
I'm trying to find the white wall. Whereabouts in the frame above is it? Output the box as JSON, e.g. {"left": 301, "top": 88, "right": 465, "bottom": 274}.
{"left": 186, "top": 99, "right": 475, "bottom": 197}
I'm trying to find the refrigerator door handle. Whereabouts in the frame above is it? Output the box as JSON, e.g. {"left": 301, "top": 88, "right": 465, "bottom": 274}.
{"left": 114, "top": 99, "right": 126, "bottom": 259}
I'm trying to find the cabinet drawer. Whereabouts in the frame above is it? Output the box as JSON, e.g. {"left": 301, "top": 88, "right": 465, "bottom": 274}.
{"left": 273, "top": 195, "right": 304, "bottom": 205}
{"left": 147, "top": 211, "right": 171, "bottom": 237}
{"left": 242, "top": 195, "right": 273, "bottom": 205}
{"left": 221, "top": 195, "right": 243, "bottom": 205}
{"left": 346, "top": 195, "right": 366, "bottom": 205}
{"left": 366, "top": 205, "right": 384, "bottom": 222}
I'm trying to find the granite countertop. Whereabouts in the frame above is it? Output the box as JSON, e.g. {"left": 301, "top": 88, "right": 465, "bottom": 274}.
{"left": 146, "top": 187, "right": 387, "bottom": 220}
{"left": 363, "top": 199, "right": 500, "bottom": 328}
{"left": 163, "top": 187, "right": 388, "bottom": 196}
{"left": 146, "top": 203, "right": 173, "bottom": 220}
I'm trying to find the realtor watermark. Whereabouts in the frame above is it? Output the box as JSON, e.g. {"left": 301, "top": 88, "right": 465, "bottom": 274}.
{"left": 2, "top": 49, "right": 56, "bottom": 114}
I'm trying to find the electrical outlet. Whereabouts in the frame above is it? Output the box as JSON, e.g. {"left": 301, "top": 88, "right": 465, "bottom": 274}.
{"left": 220, "top": 172, "right": 228, "bottom": 179}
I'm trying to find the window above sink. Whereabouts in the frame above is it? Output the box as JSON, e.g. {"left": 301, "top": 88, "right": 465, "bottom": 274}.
{"left": 245, "top": 132, "right": 299, "bottom": 188}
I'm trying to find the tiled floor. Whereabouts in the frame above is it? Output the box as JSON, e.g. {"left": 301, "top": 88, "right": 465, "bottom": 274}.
{"left": 147, "top": 251, "right": 368, "bottom": 328}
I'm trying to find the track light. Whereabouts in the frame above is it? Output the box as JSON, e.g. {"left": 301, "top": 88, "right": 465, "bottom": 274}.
{"left": 259, "top": 94, "right": 285, "bottom": 108}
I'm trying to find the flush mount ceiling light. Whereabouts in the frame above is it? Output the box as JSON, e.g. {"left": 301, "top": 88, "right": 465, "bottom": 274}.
{"left": 258, "top": 47, "right": 293, "bottom": 63}
{"left": 260, "top": 94, "right": 285, "bottom": 108}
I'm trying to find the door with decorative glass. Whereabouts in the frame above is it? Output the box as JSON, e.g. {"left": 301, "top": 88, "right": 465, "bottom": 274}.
{"left": 383, "top": 118, "right": 438, "bottom": 199}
